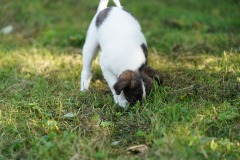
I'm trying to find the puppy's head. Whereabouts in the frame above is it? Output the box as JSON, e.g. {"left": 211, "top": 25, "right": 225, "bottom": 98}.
{"left": 113, "top": 66, "right": 163, "bottom": 106}
{"left": 113, "top": 70, "right": 143, "bottom": 105}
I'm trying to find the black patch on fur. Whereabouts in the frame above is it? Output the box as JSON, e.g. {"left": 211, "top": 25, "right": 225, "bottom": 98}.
{"left": 139, "top": 64, "right": 146, "bottom": 71}
{"left": 141, "top": 43, "right": 148, "bottom": 58}
{"left": 139, "top": 65, "right": 163, "bottom": 88}
{"left": 96, "top": 7, "right": 112, "bottom": 28}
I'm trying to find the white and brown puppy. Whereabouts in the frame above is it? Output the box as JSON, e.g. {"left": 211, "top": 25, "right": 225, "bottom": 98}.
{"left": 80, "top": 0, "right": 162, "bottom": 107}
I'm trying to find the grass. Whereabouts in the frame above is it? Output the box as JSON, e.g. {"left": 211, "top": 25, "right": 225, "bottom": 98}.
{"left": 0, "top": 0, "right": 240, "bottom": 159}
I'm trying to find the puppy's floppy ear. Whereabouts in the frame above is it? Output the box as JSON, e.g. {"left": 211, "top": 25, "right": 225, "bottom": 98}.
{"left": 140, "top": 65, "right": 163, "bottom": 85}
{"left": 113, "top": 70, "right": 138, "bottom": 95}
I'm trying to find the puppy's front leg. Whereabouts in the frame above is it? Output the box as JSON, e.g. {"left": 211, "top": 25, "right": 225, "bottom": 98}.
{"left": 100, "top": 65, "right": 128, "bottom": 107}
{"left": 110, "top": 86, "right": 127, "bottom": 107}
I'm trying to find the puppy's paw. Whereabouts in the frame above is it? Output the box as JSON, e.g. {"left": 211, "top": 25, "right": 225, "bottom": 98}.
{"left": 80, "top": 83, "right": 88, "bottom": 92}
{"left": 80, "top": 87, "right": 88, "bottom": 92}
{"left": 113, "top": 93, "right": 128, "bottom": 108}
{"left": 80, "top": 79, "right": 91, "bottom": 92}
{"left": 118, "top": 99, "right": 128, "bottom": 108}
{"left": 80, "top": 71, "right": 92, "bottom": 92}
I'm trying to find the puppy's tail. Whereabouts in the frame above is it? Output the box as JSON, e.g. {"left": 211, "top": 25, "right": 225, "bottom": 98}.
{"left": 97, "top": 0, "right": 122, "bottom": 12}
{"left": 113, "top": 0, "right": 122, "bottom": 7}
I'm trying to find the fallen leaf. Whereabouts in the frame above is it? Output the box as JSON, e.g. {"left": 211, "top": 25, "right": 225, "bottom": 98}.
{"left": 0, "top": 25, "right": 13, "bottom": 35}
{"left": 111, "top": 141, "right": 121, "bottom": 146}
{"left": 127, "top": 144, "right": 148, "bottom": 154}
{"left": 63, "top": 112, "right": 76, "bottom": 118}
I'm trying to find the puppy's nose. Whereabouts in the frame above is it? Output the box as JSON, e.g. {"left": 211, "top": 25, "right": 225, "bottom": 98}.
{"left": 129, "top": 99, "right": 137, "bottom": 106}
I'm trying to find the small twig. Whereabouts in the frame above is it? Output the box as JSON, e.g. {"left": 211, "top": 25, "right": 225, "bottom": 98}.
{"left": 169, "top": 84, "right": 195, "bottom": 93}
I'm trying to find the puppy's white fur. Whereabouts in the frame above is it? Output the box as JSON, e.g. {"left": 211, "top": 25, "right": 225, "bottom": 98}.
{"left": 81, "top": 0, "right": 147, "bottom": 107}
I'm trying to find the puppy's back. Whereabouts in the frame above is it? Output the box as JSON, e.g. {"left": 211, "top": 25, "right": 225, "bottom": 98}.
{"left": 97, "top": 7, "right": 143, "bottom": 40}
{"left": 97, "top": 7, "right": 147, "bottom": 74}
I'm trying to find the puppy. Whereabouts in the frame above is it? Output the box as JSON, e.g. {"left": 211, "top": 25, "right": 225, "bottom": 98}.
{"left": 80, "top": 0, "right": 162, "bottom": 107}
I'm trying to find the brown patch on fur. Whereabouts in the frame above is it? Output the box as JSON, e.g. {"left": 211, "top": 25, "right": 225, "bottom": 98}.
{"left": 113, "top": 70, "right": 140, "bottom": 95}
{"left": 140, "top": 65, "right": 163, "bottom": 91}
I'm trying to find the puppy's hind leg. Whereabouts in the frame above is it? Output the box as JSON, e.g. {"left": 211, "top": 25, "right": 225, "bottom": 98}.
{"left": 80, "top": 23, "right": 99, "bottom": 91}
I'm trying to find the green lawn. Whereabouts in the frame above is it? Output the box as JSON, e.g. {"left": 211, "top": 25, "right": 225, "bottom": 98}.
{"left": 0, "top": 0, "right": 240, "bottom": 159}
